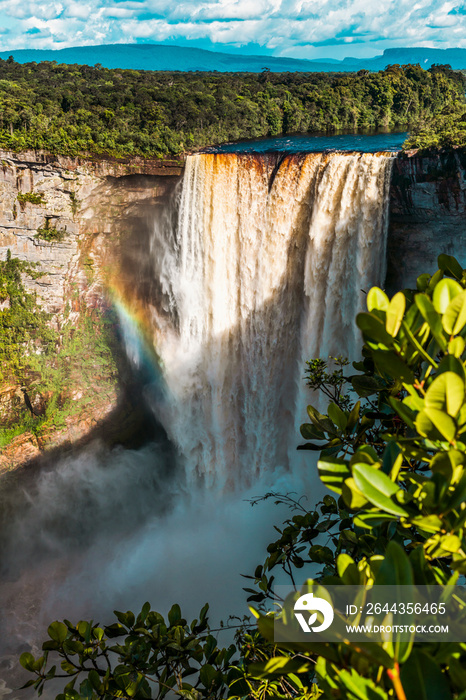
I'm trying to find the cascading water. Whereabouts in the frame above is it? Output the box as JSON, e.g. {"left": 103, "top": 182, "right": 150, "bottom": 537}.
{"left": 0, "top": 147, "right": 395, "bottom": 691}
{"left": 138, "top": 151, "right": 394, "bottom": 488}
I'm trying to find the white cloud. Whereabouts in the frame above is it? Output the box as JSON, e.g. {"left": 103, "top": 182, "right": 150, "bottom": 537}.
{"left": 0, "top": 0, "right": 465, "bottom": 58}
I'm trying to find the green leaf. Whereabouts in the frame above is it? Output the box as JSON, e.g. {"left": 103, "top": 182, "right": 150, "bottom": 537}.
{"left": 88, "top": 669, "right": 102, "bottom": 691}
{"left": 351, "top": 374, "right": 385, "bottom": 397}
{"left": 352, "top": 463, "right": 408, "bottom": 517}
{"left": 375, "top": 542, "right": 414, "bottom": 663}
{"left": 342, "top": 477, "right": 369, "bottom": 509}
{"left": 417, "top": 273, "right": 431, "bottom": 292}
{"left": 416, "top": 408, "right": 457, "bottom": 443}
{"left": 338, "top": 669, "right": 388, "bottom": 700}
{"left": 367, "top": 287, "right": 389, "bottom": 312}
{"left": 424, "top": 371, "right": 464, "bottom": 417}
{"left": 436, "top": 354, "right": 465, "bottom": 381}
{"left": 432, "top": 277, "right": 463, "bottom": 314}
{"left": 77, "top": 620, "right": 91, "bottom": 640}
{"left": 48, "top": 621, "right": 68, "bottom": 644}
{"left": 430, "top": 450, "right": 464, "bottom": 480}
{"left": 414, "top": 293, "right": 447, "bottom": 350}
{"left": 317, "top": 457, "right": 351, "bottom": 494}
{"left": 307, "top": 404, "right": 337, "bottom": 434}
{"left": 20, "top": 652, "right": 36, "bottom": 672}
{"left": 382, "top": 441, "right": 402, "bottom": 476}
{"left": 256, "top": 612, "right": 340, "bottom": 664}
{"left": 388, "top": 397, "right": 416, "bottom": 429}
{"left": 356, "top": 312, "right": 394, "bottom": 348}
{"left": 447, "top": 472, "right": 466, "bottom": 510}
{"left": 386, "top": 292, "right": 405, "bottom": 337}
{"left": 400, "top": 650, "right": 452, "bottom": 700}
{"left": 443, "top": 290, "right": 466, "bottom": 336}
{"left": 346, "top": 400, "right": 360, "bottom": 431}
{"left": 412, "top": 515, "right": 444, "bottom": 535}
{"left": 354, "top": 512, "right": 398, "bottom": 529}
{"left": 401, "top": 320, "right": 439, "bottom": 368}
{"left": 199, "top": 664, "right": 218, "bottom": 688}
{"left": 328, "top": 402, "right": 347, "bottom": 431}
{"left": 438, "top": 253, "right": 463, "bottom": 280}
{"left": 168, "top": 604, "right": 182, "bottom": 626}
{"left": 248, "top": 657, "right": 313, "bottom": 678}
{"left": 372, "top": 350, "right": 414, "bottom": 383}
{"left": 439, "top": 534, "right": 461, "bottom": 553}
{"left": 448, "top": 336, "right": 465, "bottom": 358}
{"left": 336, "top": 554, "right": 360, "bottom": 584}
{"left": 300, "top": 423, "right": 325, "bottom": 440}
{"left": 376, "top": 541, "right": 413, "bottom": 586}
{"left": 428, "top": 268, "right": 444, "bottom": 292}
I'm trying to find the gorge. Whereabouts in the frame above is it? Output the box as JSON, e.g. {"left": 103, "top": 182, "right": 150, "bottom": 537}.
{"left": 0, "top": 141, "right": 466, "bottom": 691}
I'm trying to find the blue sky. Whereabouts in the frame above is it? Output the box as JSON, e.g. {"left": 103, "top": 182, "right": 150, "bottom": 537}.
{"left": 0, "top": 0, "right": 464, "bottom": 59}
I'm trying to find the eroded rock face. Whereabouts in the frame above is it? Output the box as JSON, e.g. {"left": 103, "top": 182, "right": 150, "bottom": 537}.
{"left": 0, "top": 150, "right": 183, "bottom": 316}
{"left": 0, "top": 149, "right": 183, "bottom": 470}
{"left": 386, "top": 149, "right": 466, "bottom": 292}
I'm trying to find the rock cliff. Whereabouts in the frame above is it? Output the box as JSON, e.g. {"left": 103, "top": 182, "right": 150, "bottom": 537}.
{"left": 386, "top": 149, "right": 466, "bottom": 292}
{"left": 0, "top": 149, "right": 183, "bottom": 470}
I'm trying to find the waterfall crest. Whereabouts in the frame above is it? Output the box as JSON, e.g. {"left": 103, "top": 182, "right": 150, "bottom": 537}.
{"left": 142, "top": 152, "right": 394, "bottom": 487}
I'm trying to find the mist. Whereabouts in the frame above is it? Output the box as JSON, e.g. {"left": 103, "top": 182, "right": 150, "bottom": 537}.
{"left": 0, "top": 435, "right": 317, "bottom": 696}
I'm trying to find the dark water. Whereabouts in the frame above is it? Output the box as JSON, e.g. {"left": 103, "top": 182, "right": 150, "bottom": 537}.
{"left": 204, "top": 131, "right": 408, "bottom": 154}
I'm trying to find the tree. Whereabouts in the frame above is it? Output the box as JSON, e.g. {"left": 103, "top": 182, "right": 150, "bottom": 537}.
{"left": 21, "top": 254, "right": 466, "bottom": 699}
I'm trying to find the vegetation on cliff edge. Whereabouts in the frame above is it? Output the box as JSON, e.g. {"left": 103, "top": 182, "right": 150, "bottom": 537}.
{"left": 0, "top": 59, "right": 463, "bottom": 157}
{"left": 0, "top": 251, "right": 120, "bottom": 450}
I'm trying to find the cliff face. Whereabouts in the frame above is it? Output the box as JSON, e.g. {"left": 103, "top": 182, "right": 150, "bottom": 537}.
{"left": 0, "top": 150, "right": 183, "bottom": 314}
{"left": 386, "top": 149, "right": 466, "bottom": 292}
{"left": 0, "top": 149, "right": 183, "bottom": 470}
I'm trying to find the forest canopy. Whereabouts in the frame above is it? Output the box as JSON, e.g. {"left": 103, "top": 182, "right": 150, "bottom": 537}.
{"left": 0, "top": 59, "right": 464, "bottom": 158}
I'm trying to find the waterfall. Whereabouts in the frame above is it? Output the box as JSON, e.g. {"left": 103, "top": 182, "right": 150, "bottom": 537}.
{"left": 0, "top": 149, "right": 395, "bottom": 677}
{"left": 140, "top": 151, "right": 394, "bottom": 488}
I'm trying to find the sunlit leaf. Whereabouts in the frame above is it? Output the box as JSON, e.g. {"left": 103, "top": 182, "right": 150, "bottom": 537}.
{"left": 367, "top": 287, "right": 389, "bottom": 312}
{"left": 416, "top": 408, "right": 457, "bottom": 443}
{"left": 386, "top": 292, "right": 405, "bottom": 337}
{"left": 442, "top": 290, "right": 466, "bottom": 335}
{"left": 432, "top": 277, "right": 463, "bottom": 314}
{"left": 352, "top": 463, "right": 408, "bottom": 517}
{"left": 424, "top": 371, "right": 464, "bottom": 417}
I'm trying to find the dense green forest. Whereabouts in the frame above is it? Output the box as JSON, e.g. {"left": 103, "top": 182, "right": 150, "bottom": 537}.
{"left": 0, "top": 58, "right": 464, "bottom": 157}
{"left": 404, "top": 106, "right": 466, "bottom": 150}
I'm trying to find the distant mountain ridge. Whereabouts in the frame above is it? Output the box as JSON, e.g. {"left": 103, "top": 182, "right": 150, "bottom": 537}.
{"left": 0, "top": 44, "right": 466, "bottom": 73}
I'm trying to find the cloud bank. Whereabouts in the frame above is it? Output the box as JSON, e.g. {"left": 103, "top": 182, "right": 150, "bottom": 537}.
{"left": 0, "top": 1, "right": 465, "bottom": 62}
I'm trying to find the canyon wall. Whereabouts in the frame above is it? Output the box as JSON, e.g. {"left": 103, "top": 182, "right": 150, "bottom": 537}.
{"left": 386, "top": 149, "right": 466, "bottom": 292}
